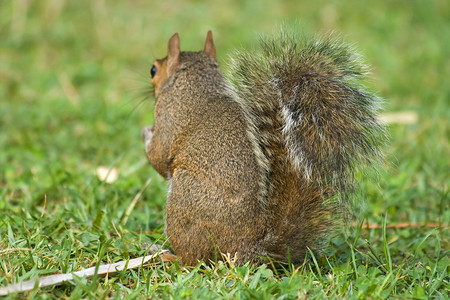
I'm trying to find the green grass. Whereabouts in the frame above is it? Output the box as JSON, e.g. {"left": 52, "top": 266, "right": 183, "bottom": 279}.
{"left": 0, "top": 0, "right": 448, "bottom": 298}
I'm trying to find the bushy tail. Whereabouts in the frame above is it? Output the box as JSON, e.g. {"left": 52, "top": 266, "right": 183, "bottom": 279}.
{"left": 228, "top": 30, "right": 385, "bottom": 201}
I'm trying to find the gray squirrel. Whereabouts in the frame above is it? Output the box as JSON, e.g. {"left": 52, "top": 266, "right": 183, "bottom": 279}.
{"left": 142, "top": 30, "right": 384, "bottom": 266}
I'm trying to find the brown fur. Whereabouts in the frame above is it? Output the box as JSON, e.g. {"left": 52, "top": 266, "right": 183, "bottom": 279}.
{"left": 143, "top": 30, "right": 384, "bottom": 265}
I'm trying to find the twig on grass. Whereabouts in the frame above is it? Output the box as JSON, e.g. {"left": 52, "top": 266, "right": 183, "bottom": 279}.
{"left": 377, "top": 111, "right": 418, "bottom": 125}
{"left": 0, "top": 245, "right": 176, "bottom": 296}
{"left": 0, "top": 248, "right": 32, "bottom": 255}
{"left": 362, "top": 222, "right": 443, "bottom": 229}
{"left": 120, "top": 177, "right": 152, "bottom": 225}
{"left": 41, "top": 194, "right": 47, "bottom": 217}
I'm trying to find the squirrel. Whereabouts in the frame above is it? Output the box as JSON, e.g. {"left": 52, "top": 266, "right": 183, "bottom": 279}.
{"left": 142, "top": 30, "right": 384, "bottom": 266}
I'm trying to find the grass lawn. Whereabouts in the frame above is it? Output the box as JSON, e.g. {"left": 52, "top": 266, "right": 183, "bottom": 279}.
{"left": 0, "top": 0, "right": 448, "bottom": 298}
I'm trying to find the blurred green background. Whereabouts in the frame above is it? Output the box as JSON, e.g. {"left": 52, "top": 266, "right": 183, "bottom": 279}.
{"left": 0, "top": 0, "right": 448, "bottom": 258}
{"left": 0, "top": 0, "right": 448, "bottom": 297}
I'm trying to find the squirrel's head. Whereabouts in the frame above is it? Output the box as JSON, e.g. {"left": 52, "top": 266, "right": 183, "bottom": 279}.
{"left": 150, "top": 31, "right": 217, "bottom": 96}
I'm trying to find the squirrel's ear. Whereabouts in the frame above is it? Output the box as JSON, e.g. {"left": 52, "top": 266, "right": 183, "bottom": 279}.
{"left": 167, "top": 33, "right": 180, "bottom": 72}
{"left": 203, "top": 30, "right": 216, "bottom": 60}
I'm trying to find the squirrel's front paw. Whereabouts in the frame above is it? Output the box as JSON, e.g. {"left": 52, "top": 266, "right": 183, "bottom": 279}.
{"left": 142, "top": 126, "right": 154, "bottom": 151}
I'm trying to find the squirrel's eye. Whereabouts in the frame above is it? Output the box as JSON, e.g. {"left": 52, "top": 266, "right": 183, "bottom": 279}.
{"left": 150, "top": 65, "right": 157, "bottom": 78}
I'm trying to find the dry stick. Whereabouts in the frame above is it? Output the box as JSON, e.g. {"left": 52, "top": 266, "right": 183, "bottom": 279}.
{"left": 0, "top": 247, "right": 178, "bottom": 296}
{"left": 0, "top": 248, "right": 32, "bottom": 255}
{"left": 362, "top": 222, "right": 443, "bottom": 229}
{"left": 41, "top": 194, "right": 47, "bottom": 217}
{"left": 121, "top": 177, "right": 152, "bottom": 225}
{"left": 0, "top": 255, "right": 155, "bottom": 296}
{"left": 377, "top": 111, "right": 418, "bottom": 125}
